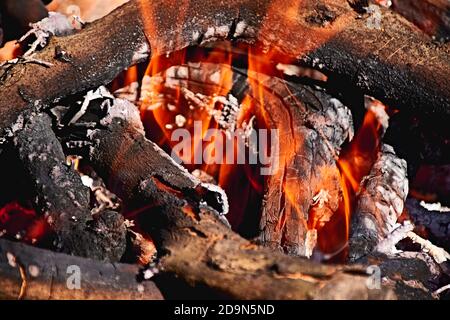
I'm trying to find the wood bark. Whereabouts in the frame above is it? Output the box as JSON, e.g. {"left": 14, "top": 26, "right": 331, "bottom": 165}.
{"left": 0, "top": 0, "right": 448, "bottom": 145}
{"left": 0, "top": 238, "right": 163, "bottom": 300}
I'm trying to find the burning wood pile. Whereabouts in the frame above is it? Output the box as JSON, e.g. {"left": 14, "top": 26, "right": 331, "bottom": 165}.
{"left": 0, "top": 0, "right": 449, "bottom": 300}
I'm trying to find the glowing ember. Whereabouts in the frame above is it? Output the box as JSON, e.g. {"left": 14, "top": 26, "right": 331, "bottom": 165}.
{"left": 0, "top": 201, "right": 51, "bottom": 245}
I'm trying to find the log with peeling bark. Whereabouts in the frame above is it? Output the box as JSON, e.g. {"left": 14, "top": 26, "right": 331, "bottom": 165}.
{"left": 0, "top": 0, "right": 449, "bottom": 145}
{"left": 12, "top": 110, "right": 126, "bottom": 262}
{"left": 69, "top": 95, "right": 396, "bottom": 300}
{"left": 0, "top": 238, "right": 163, "bottom": 300}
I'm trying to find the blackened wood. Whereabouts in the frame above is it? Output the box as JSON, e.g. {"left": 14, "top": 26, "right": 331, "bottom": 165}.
{"left": 0, "top": 238, "right": 163, "bottom": 300}
{"left": 0, "top": 0, "right": 449, "bottom": 145}
{"left": 13, "top": 110, "right": 126, "bottom": 261}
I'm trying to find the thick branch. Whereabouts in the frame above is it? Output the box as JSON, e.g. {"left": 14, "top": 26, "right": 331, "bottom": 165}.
{"left": 0, "top": 0, "right": 448, "bottom": 141}
{"left": 0, "top": 238, "right": 163, "bottom": 300}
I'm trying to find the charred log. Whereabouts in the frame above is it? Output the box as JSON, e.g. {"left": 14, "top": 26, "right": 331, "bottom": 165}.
{"left": 12, "top": 110, "right": 126, "bottom": 261}
{"left": 0, "top": 238, "right": 163, "bottom": 300}
{"left": 0, "top": 0, "right": 449, "bottom": 145}
{"left": 405, "top": 198, "right": 450, "bottom": 252}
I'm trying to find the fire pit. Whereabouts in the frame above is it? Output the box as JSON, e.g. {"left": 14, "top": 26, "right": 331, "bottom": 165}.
{"left": 0, "top": 0, "right": 449, "bottom": 300}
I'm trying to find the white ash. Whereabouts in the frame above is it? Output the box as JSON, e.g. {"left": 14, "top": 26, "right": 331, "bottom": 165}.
{"left": 100, "top": 98, "right": 145, "bottom": 136}
{"left": 28, "top": 265, "right": 40, "bottom": 278}
{"left": 6, "top": 252, "right": 16, "bottom": 268}
{"left": 420, "top": 201, "right": 450, "bottom": 213}
{"left": 201, "top": 182, "right": 229, "bottom": 216}
{"left": 19, "top": 12, "right": 83, "bottom": 56}
{"left": 276, "top": 63, "right": 303, "bottom": 77}
{"left": 69, "top": 86, "right": 113, "bottom": 125}
{"left": 131, "top": 42, "right": 150, "bottom": 64}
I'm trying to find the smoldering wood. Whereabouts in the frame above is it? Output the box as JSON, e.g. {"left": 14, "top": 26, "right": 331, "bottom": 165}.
{"left": 0, "top": 238, "right": 163, "bottom": 300}
{"left": 405, "top": 198, "right": 450, "bottom": 252}
{"left": 0, "top": 0, "right": 449, "bottom": 145}
{"left": 392, "top": 0, "right": 449, "bottom": 41}
{"left": 70, "top": 95, "right": 395, "bottom": 300}
{"left": 244, "top": 70, "right": 353, "bottom": 256}
{"left": 12, "top": 110, "right": 126, "bottom": 261}
{"left": 349, "top": 144, "right": 408, "bottom": 262}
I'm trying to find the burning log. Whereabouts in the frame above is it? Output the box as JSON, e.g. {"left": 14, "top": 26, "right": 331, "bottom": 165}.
{"left": 0, "top": 238, "right": 163, "bottom": 300}
{"left": 246, "top": 71, "right": 353, "bottom": 256}
{"left": 0, "top": 0, "right": 449, "bottom": 144}
{"left": 69, "top": 93, "right": 393, "bottom": 300}
{"left": 12, "top": 110, "right": 126, "bottom": 261}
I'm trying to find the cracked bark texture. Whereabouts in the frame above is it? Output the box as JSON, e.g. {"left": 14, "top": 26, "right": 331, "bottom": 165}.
{"left": 349, "top": 144, "right": 409, "bottom": 262}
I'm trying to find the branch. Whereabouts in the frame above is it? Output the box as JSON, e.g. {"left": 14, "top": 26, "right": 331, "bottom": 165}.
{"left": 0, "top": 238, "right": 163, "bottom": 300}
{"left": 0, "top": 0, "right": 448, "bottom": 142}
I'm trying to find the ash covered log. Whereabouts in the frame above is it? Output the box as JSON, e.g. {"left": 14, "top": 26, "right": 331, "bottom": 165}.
{"left": 0, "top": 238, "right": 163, "bottom": 300}
{"left": 12, "top": 110, "right": 126, "bottom": 261}
{"left": 0, "top": 0, "right": 449, "bottom": 144}
{"left": 349, "top": 144, "right": 408, "bottom": 261}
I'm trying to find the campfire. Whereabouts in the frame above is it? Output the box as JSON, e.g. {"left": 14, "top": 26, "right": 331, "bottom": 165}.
{"left": 0, "top": 0, "right": 449, "bottom": 300}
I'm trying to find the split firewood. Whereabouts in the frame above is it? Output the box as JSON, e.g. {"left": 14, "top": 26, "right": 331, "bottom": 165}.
{"left": 12, "top": 110, "right": 126, "bottom": 261}
{"left": 0, "top": 238, "right": 163, "bottom": 300}
{"left": 349, "top": 144, "right": 409, "bottom": 261}
{"left": 0, "top": 0, "right": 449, "bottom": 147}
